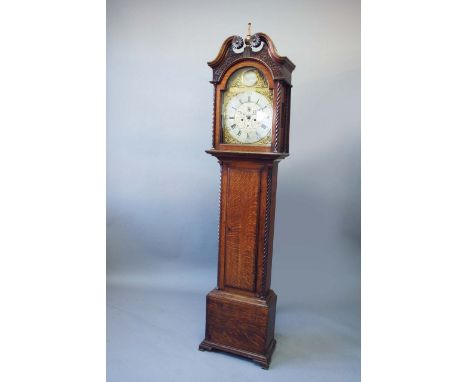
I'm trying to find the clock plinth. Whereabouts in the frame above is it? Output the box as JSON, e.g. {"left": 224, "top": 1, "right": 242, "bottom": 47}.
{"left": 200, "top": 30, "right": 294, "bottom": 369}
{"left": 199, "top": 289, "right": 277, "bottom": 369}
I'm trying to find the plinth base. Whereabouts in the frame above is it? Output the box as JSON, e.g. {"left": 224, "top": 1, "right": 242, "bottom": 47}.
{"left": 199, "top": 289, "right": 277, "bottom": 369}
{"left": 199, "top": 338, "right": 276, "bottom": 369}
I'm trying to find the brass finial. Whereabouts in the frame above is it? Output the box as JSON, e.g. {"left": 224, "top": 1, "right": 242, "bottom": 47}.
{"left": 245, "top": 22, "right": 252, "bottom": 46}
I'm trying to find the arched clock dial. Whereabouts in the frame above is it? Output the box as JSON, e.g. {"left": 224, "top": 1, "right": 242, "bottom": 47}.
{"left": 221, "top": 66, "right": 273, "bottom": 146}
{"left": 224, "top": 91, "right": 273, "bottom": 144}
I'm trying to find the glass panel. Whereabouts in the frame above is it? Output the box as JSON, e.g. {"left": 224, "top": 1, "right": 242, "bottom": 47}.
{"left": 222, "top": 67, "right": 273, "bottom": 145}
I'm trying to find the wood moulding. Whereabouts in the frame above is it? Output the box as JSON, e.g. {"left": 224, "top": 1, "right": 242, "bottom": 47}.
{"left": 208, "top": 33, "right": 295, "bottom": 84}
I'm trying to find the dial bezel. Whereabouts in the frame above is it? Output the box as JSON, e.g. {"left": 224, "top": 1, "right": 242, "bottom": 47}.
{"left": 214, "top": 60, "right": 277, "bottom": 153}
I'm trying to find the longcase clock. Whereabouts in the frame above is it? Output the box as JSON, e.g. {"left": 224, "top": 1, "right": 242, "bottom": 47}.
{"left": 199, "top": 26, "right": 295, "bottom": 369}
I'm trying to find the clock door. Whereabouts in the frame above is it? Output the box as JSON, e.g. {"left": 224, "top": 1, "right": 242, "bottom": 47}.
{"left": 217, "top": 160, "right": 277, "bottom": 298}
{"left": 214, "top": 60, "right": 277, "bottom": 153}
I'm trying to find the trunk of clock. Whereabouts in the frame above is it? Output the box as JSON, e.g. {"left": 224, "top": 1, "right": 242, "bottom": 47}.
{"left": 200, "top": 154, "right": 283, "bottom": 369}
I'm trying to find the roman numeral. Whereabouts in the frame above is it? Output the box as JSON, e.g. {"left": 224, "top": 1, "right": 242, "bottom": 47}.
{"left": 248, "top": 96, "right": 251, "bottom": 102}
{"left": 228, "top": 116, "right": 234, "bottom": 119}
{"left": 230, "top": 124, "right": 237, "bottom": 129}
{"left": 237, "top": 130, "right": 242, "bottom": 136}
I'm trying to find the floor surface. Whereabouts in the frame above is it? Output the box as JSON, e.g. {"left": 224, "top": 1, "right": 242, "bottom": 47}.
{"left": 107, "top": 259, "right": 360, "bottom": 382}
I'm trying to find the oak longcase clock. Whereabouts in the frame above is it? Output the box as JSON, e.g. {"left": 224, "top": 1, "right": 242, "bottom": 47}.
{"left": 199, "top": 25, "right": 295, "bottom": 369}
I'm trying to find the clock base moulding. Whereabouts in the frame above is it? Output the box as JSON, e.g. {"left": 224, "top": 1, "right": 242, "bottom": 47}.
{"left": 199, "top": 289, "right": 277, "bottom": 369}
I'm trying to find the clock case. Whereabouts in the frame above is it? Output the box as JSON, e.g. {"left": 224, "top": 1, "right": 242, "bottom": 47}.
{"left": 199, "top": 33, "right": 295, "bottom": 369}
{"left": 208, "top": 33, "right": 295, "bottom": 154}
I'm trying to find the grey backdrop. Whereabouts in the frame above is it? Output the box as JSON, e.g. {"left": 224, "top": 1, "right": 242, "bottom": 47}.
{"left": 107, "top": 0, "right": 360, "bottom": 381}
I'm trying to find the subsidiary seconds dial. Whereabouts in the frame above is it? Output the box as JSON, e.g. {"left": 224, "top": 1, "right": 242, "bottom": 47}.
{"left": 224, "top": 91, "right": 273, "bottom": 144}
